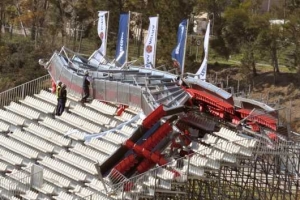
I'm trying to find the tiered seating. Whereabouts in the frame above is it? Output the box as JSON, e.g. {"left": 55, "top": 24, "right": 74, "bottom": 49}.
{"left": 102, "top": 132, "right": 127, "bottom": 145}
{"left": 156, "top": 168, "right": 175, "bottom": 180}
{"left": 53, "top": 191, "right": 78, "bottom": 200}
{"left": 70, "top": 185, "right": 95, "bottom": 198}
{"left": 0, "top": 148, "right": 24, "bottom": 166}
{"left": 70, "top": 143, "right": 108, "bottom": 163}
{"left": 182, "top": 164, "right": 204, "bottom": 177}
{"left": 0, "top": 174, "right": 27, "bottom": 193}
{"left": 115, "top": 125, "right": 136, "bottom": 137}
{"left": 85, "top": 178, "right": 106, "bottom": 191}
{"left": 42, "top": 169, "right": 72, "bottom": 188}
{"left": 114, "top": 111, "right": 134, "bottom": 122}
{"left": 5, "top": 102, "right": 41, "bottom": 120}
{"left": 24, "top": 123, "right": 71, "bottom": 147}
{"left": 34, "top": 182, "right": 56, "bottom": 195}
{"left": 19, "top": 96, "right": 55, "bottom": 114}
{"left": 34, "top": 90, "right": 70, "bottom": 107}
{"left": 20, "top": 190, "right": 50, "bottom": 200}
{"left": 9, "top": 129, "right": 55, "bottom": 154}
{"left": 56, "top": 112, "right": 102, "bottom": 133}
{"left": 38, "top": 156, "right": 88, "bottom": 182}
{"left": 201, "top": 134, "right": 218, "bottom": 144}
{"left": 70, "top": 105, "right": 117, "bottom": 128}
{"left": 0, "top": 135, "right": 40, "bottom": 159}
{"left": 85, "top": 138, "right": 119, "bottom": 154}
{"left": 0, "top": 161, "right": 9, "bottom": 172}
{"left": 39, "top": 117, "right": 86, "bottom": 140}
{"left": 87, "top": 100, "right": 117, "bottom": 115}
{"left": 54, "top": 150, "right": 98, "bottom": 175}
{"left": 215, "top": 127, "right": 257, "bottom": 148}
{"left": 0, "top": 121, "right": 9, "bottom": 132}
{"left": 0, "top": 109, "right": 26, "bottom": 126}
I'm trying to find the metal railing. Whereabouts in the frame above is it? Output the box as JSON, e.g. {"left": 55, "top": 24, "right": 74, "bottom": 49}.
{"left": 0, "top": 74, "right": 51, "bottom": 108}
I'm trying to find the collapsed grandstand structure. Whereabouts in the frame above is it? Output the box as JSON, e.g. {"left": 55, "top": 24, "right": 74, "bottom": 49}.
{"left": 0, "top": 46, "right": 299, "bottom": 200}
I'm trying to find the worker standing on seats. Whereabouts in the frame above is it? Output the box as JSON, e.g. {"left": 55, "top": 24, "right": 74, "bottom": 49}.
{"left": 81, "top": 70, "right": 91, "bottom": 105}
{"left": 58, "top": 83, "right": 67, "bottom": 115}
{"left": 55, "top": 80, "right": 62, "bottom": 115}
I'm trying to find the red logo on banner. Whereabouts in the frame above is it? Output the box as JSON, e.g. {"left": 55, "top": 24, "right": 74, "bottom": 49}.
{"left": 146, "top": 45, "right": 152, "bottom": 53}
{"left": 99, "top": 32, "right": 104, "bottom": 39}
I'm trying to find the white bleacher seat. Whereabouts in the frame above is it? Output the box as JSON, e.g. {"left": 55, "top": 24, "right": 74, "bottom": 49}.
{"left": 20, "top": 190, "right": 40, "bottom": 200}
{"left": 102, "top": 132, "right": 127, "bottom": 145}
{"left": 0, "top": 175, "right": 27, "bottom": 192}
{"left": 0, "top": 135, "right": 39, "bottom": 159}
{"left": 71, "top": 186, "right": 94, "bottom": 198}
{"left": 53, "top": 191, "right": 78, "bottom": 200}
{"left": 190, "top": 142, "right": 212, "bottom": 155}
{"left": 24, "top": 123, "right": 71, "bottom": 147}
{"left": 38, "top": 156, "right": 87, "bottom": 182}
{"left": 214, "top": 138, "right": 241, "bottom": 154}
{"left": 9, "top": 129, "right": 55, "bottom": 154}
{"left": 156, "top": 168, "right": 175, "bottom": 180}
{"left": 182, "top": 165, "right": 204, "bottom": 177}
{"left": 206, "top": 158, "right": 220, "bottom": 169}
{"left": 35, "top": 90, "right": 70, "bottom": 107}
{"left": 0, "top": 148, "right": 24, "bottom": 166}
{"left": 6, "top": 169, "right": 31, "bottom": 184}
{"left": 189, "top": 155, "right": 208, "bottom": 167}
{"left": 144, "top": 176, "right": 158, "bottom": 187}
{"left": 0, "top": 109, "right": 26, "bottom": 126}
{"left": 70, "top": 104, "right": 117, "bottom": 128}
{"left": 158, "top": 179, "right": 171, "bottom": 189}
{"left": 0, "top": 161, "right": 9, "bottom": 172}
{"left": 201, "top": 134, "right": 218, "bottom": 144}
{"left": 5, "top": 102, "right": 40, "bottom": 120}
{"left": 126, "top": 106, "right": 143, "bottom": 114}
{"left": 0, "top": 187, "right": 14, "bottom": 199}
{"left": 87, "top": 100, "right": 117, "bottom": 115}
{"left": 19, "top": 96, "right": 56, "bottom": 114}
{"left": 34, "top": 182, "right": 55, "bottom": 195}
{"left": 56, "top": 112, "right": 101, "bottom": 133}
{"left": 115, "top": 125, "right": 135, "bottom": 137}
{"left": 0, "top": 121, "right": 10, "bottom": 132}
{"left": 39, "top": 117, "right": 72, "bottom": 133}
{"left": 54, "top": 150, "right": 98, "bottom": 175}
{"left": 85, "top": 178, "right": 106, "bottom": 191}
{"left": 43, "top": 168, "right": 72, "bottom": 188}
{"left": 70, "top": 143, "right": 108, "bottom": 163}
{"left": 85, "top": 138, "right": 119, "bottom": 154}
{"left": 114, "top": 111, "right": 134, "bottom": 122}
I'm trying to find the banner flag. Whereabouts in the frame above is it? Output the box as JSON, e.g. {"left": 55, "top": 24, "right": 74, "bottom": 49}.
{"left": 143, "top": 16, "right": 159, "bottom": 68}
{"left": 171, "top": 19, "right": 188, "bottom": 74}
{"left": 115, "top": 13, "right": 130, "bottom": 66}
{"left": 97, "top": 11, "right": 108, "bottom": 63}
{"left": 196, "top": 20, "right": 211, "bottom": 81}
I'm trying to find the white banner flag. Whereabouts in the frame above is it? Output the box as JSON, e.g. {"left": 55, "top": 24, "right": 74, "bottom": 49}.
{"left": 196, "top": 20, "right": 210, "bottom": 81}
{"left": 97, "top": 11, "right": 108, "bottom": 63}
{"left": 144, "top": 17, "right": 159, "bottom": 68}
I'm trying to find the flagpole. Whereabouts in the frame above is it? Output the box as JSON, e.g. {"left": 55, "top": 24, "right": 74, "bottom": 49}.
{"left": 153, "top": 14, "right": 159, "bottom": 69}
{"left": 105, "top": 11, "right": 110, "bottom": 56}
{"left": 181, "top": 19, "right": 189, "bottom": 76}
{"left": 125, "top": 11, "right": 131, "bottom": 66}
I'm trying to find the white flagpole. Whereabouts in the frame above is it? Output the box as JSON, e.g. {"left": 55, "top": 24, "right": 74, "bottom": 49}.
{"left": 153, "top": 14, "right": 159, "bottom": 68}
{"left": 181, "top": 19, "right": 189, "bottom": 76}
{"left": 105, "top": 11, "right": 110, "bottom": 56}
{"left": 126, "top": 11, "right": 131, "bottom": 66}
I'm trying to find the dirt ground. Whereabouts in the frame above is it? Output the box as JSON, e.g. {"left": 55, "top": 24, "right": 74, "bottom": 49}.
{"left": 203, "top": 63, "right": 300, "bottom": 133}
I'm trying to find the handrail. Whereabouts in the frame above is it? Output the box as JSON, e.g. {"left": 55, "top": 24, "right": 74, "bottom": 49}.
{"left": 0, "top": 74, "right": 51, "bottom": 108}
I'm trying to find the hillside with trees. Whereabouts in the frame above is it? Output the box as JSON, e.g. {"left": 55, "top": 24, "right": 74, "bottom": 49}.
{"left": 0, "top": 0, "right": 299, "bottom": 131}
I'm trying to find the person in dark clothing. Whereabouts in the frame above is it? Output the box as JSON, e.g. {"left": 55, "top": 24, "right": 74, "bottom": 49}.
{"left": 81, "top": 71, "right": 91, "bottom": 104}
{"left": 58, "top": 83, "right": 67, "bottom": 115}
{"left": 55, "top": 80, "right": 62, "bottom": 115}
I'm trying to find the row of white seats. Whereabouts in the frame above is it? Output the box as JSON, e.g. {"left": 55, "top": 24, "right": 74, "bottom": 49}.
{"left": 201, "top": 134, "right": 218, "bottom": 144}
{"left": 189, "top": 155, "right": 220, "bottom": 169}
{"left": 71, "top": 104, "right": 116, "bottom": 128}
{"left": 216, "top": 127, "right": 257, "bottom": 148}
{"left": 102, "top": 132, "right": 127, "bottom": 145}
{"left": 87, "top": 100, "right": 117, "bottom": 115}
{"left": 24, "top": 123, "right": 71, "bottom": 147}
{"left": 156, "top": 168, "right": 175, "bottom": 180}
{"left": 43, "top": 168, "right": 72, "bottom": 188}
{"left": 85, "top": 178, "right": 106, "bottom": 191}
{"left": 144, "top": 176, "right": 172, "bottom": 190}
{"left": 0, "top": 147, "right": 24, "bottom": 166}
{"left": 0, "top": 120, "right": 9, "bottom": 132}
{"left": 35, "top": 90, "right": 70, "bottom": 108}
{"left": 54, "top": 150, "right": 98, "bottom": 175}
{"left": 0, "top": 174, "right": 27, "bottom": 193}
{"left": 182, "top": 165, "right": 204, "bottom": 177}
{"left": 114, "top": 112, "right": 134, "bottom": 122}
{"left": 70, "top": 143, "right": 108, "bottom": 163}
{"left": 0, "top": 160, "right": 9, "bottom": 172}
{"left": 33, "top": 182, "right": 56, "bottom": 195}
{"left": 115, "top": 125, "right": 135, "bottom": 137}
{"left": 85, "top": 138, "right": 119, "bottom": 155}
{"left": 190, "top": 142, "right": 212, "bottom": 155}
{"left": 5, "top": 102, "right": 41, "bottom": 120}
{"left": 38, "top": 156, "right": 87, "bottom": 182}
{"left": 0, "top": 109, "right": 26, "bottom": 126}
{"left": 69, "top": 185, "right": 94, "bottom": 198}
{"left": 20, "top": 189, "right": 51, "bottom": 200}
{"left": 56, "top": 112, "right": 101, "bottom": 133}
{"left": 0, "top": 135, "right": 39, "bottom": 159}
{"left": 208, "top": 150, "right": 236, "bottom": 163}
{"left": 126, "top": 106, "right": 143, "bottom": 114}
{"left": 9, "top": 129, "right": 55, "bottom": 154}
{"left": 53, "top": 191, "right": 78, "bottom": 200}
{"left": 20, "top": 96, "right": 55, "bottom": 114}
{"left": 6, "top": 169, "right": 31, "bottom": 185}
